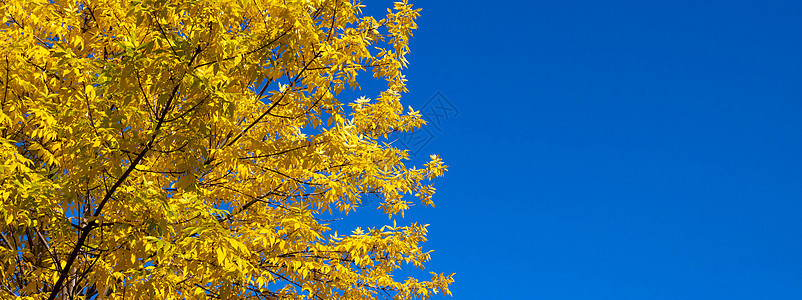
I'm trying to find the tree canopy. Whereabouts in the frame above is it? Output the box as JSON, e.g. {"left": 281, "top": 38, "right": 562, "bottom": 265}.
{"left": 0, "top": 0, "right": 453, "bottom": 298}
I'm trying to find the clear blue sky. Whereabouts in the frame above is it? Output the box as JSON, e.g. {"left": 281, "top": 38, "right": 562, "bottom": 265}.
{"left": 344, "top": 1, "right": 802, "bottom": 299}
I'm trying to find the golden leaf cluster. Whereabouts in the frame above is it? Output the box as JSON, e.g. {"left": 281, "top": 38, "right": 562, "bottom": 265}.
{"left": 0, "top": 0, "right": 453, "bottom": 299}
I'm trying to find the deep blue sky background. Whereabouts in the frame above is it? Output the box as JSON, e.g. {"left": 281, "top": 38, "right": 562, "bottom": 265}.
{"left": 341, "top": 1, "right": 802, "bottom": 299}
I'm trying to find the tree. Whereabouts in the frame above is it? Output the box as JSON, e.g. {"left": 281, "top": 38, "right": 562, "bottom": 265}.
{"left": 0, "top": 0, "right": 453, "bottom": 298}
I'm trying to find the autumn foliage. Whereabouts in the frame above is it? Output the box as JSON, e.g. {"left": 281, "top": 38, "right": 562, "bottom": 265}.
{"left": 0, "top": 0, "right": 453, "bottom": 298}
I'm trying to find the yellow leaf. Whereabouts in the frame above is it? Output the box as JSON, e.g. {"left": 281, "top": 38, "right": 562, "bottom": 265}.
{"left": 216, "top": 247, "right": 226, "bottom": 266}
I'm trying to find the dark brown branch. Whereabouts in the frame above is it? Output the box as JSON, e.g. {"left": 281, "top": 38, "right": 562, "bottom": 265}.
{"left": 161, "top": 95, "right": 209, "bottom": 123}
{"left": 152, "top": 12, "right": 181, "bottom": 60}
{"left": 194, "top": 31, "right": 290, "bottom": 69}
{"left": 225, "top": 50, "right": 321, "bottom": 148}
{"left": 47, "top": 78, "right": 182, "bottom": 300}
{"left": 238, "top": 141, "right": 321, "bottom": 160}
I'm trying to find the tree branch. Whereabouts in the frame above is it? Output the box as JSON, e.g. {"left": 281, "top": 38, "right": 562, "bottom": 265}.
{"left": 47, "top": 79, "right": 182, "bottom": 300}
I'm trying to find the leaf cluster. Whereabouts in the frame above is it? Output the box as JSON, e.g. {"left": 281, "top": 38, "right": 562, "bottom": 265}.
{"left": 0, "top": 0, "right": 452, "bottom": 299}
